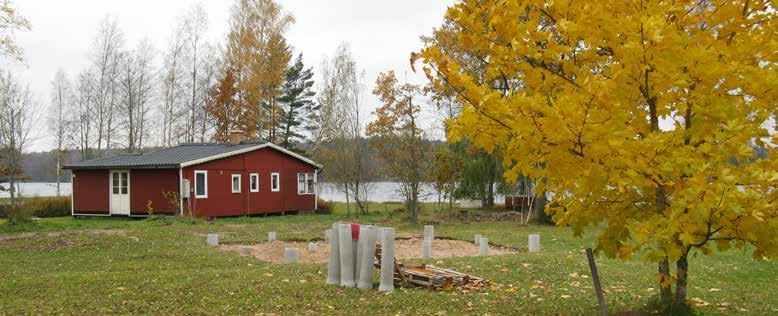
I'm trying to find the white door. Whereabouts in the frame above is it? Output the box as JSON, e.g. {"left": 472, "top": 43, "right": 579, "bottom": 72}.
{"left": 110, "top": 170, "right": 130, "bottom": 215}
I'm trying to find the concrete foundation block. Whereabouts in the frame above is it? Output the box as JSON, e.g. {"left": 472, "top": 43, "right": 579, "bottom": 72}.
{"left": 338, "top": 223, "right": 356, "bottom": 287}
{"left": 529, "top": 234, "right": 541, "bottom": 253}
{"left": 326, "top": 223, "right": 341, "bottom": 285}
{"left": 379, "top": 227, "right": 395, "bottom": 292}
{"left": 479, "top": 237, "right": 489, "bottom": 256}
{"left": 424, "top": 225, "right": 434, "bottom": 241}
{"left": 475, "top": 234, "right": 481, "bottom": 245}
{"left": 357, "top": 226, "right": 378, "bottom": 290}
{"left": 206, "top": 234, "right": 219, "bottom": 246}
{"left": 308, "top": 242, "right": 317, "bottom": 252}
{"left": 268, "top": 232, "right": 277, "bottom": 242}
{"left": 422, "top": 239, "right": 432, "bottom": 259}
{"left": 283, "top": 248, "right": 299, "bottom": 264}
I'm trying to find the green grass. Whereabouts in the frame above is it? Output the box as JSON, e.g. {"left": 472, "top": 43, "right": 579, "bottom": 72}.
{"left": 0, "top": 204, "right": 776, "bottom": 315}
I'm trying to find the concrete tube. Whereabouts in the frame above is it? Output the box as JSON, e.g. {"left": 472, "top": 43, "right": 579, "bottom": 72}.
{"left": 475, "top": 234, "right": 481, "bottom": 245}
{"left": 326, "top": 223, "right": 341, "bottom": 285}
{"left": 529, "top": 234, "right": 540, "bottom": 253}
{"left": 479, "top": 237, "right": 489, "bottom": 256}
{"left": 422, "top": 239, "right": 432, "bottom": 259}
{"left": 424, "top": 225, "right": 434, "bottom": 241}
{"left": 357, "top": 226, "right": 378, "bottom": 290}
{"left": 268, "top": 232, "right": 277, "bottom": 242}
{"left": 338, "top": 223, "right": 356, "bottom": 287}
{"left": 355, "top": 225, "right": 368, "bottom": 282}
{"left": 206, "top": 234, "right": 219, "bottom": 246}
{"left": 379, "top": 227, "right": 395, "bottom": 291}
{"left": 283, "top": 248, "right": 299, "bottom": 264}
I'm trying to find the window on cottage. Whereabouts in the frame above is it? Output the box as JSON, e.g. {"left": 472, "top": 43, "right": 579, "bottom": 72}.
{"left": 231, "top": 174, "right": 241, "bottom": 193}
{"left": 271, "top": 173, "right": 280, "bottom": 192}
{"left": 298, "top": 174, "right": 306, "bottom": 194}
{"left": 307, "top": 173, "right": 315, "bottom": 194}
{"left": 250, "top": 173, "right": 259, "bottom": 192}
{"left": 195, "top": 170, "right": 208, "bottom": 198}
{"left": 297, "top": 173, "right": 316, "bottom": 194}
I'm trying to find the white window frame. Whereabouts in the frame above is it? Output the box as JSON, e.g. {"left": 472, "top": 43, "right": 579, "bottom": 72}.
{"left": 271, "top": 172, "right": 280, "bottom": 192}
{"left": 231, "top": 174, "right": 241, "bottom": 193}
{"left": 297, "top": 173, "right": 316, "bottom": 195}
{"left": 249, "top": 173, "right": 259, "bottom": 192}
{"left": 194, "top": 170, "right": 208, "bottom": 199}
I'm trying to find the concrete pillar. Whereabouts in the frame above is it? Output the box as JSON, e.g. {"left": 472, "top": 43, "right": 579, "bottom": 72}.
{"left": 326, "top": 223, "right": 341, "bottom": 285}
{"left": 268, "top": 232, "right": 277, "bottom": 242}
{"left": 355, "top": 225, "right": 367, "bottom": 282}
{"left": 379, "top": 227, "right": 395, "bottom": 291}
{"left": 424, "top": 225, "right": 434, "bottom": 240}
{"left": 240, "top": 246, "right": 252, "bottom": 256}
{"left": 529, "top": 234, "right": 540, "bottom": 253}
{"left": 479, "top": 237, "right": 489, "bottom": 256}
{"left": 422, "top": 239, "right": 432, "bottom": 259}
{"left": 357, "top": 226, "right": 378, "bottom": 290}
{"left": 308, "top": 242, "right": 317, "bottom": 252}
{"left": 338, "top": 223, "right": 356, "bottom": 287}
{"left": 283, "top": 248, "right": 299, "bottom": 264}
{"left": 206, "top": 234, "right": 219, "bottom": 246}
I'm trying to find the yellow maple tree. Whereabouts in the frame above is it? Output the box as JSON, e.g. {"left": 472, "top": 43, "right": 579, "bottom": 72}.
{"left": 418, "top": 0, "right": 777, "bottom": 308}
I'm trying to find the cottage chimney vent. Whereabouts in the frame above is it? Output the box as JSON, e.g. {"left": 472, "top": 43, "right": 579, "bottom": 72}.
{"left": 229, "top": 130, "right": 246, "bottom": 144}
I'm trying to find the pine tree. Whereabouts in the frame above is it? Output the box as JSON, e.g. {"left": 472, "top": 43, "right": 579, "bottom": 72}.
{"left": 277, "top": 53, "right": 315, "bottom": 148}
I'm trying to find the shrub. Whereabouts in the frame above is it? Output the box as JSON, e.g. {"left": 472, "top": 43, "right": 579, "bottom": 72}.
{"left": 27, "top": 197, "right": 71, "bottom": 218}
{"left": 5, "top": 205, "right": 32, "bottom": 225}
{"left": 316, "top": 199, "right": 332, "bottom": 214}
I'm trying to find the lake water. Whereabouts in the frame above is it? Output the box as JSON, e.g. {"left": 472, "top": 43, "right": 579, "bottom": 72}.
{"left": 1, "top": 182, "right": 505, "bottom": 203}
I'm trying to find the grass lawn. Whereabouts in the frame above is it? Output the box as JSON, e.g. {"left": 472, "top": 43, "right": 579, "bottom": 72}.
{"left": 0, "top": 203, "right": 776, "bottom": 315}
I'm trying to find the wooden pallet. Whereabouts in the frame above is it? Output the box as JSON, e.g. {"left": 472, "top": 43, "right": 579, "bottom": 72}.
{"left": 375, "top": 243, "right": 490, "bottom": 290}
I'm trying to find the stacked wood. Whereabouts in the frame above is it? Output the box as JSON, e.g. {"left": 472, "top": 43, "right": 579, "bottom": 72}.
{"left": 375, "top": 243, "right": 490, "bottom": 290}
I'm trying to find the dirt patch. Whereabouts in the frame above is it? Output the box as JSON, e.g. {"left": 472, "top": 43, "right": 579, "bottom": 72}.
{"left": 0, "top": 229, "right": 127, "bottom": 243}
{"left": 90, "top": 229, "right": 127, "bottom": 236}
{"left": 220, "top": 237, "right": 514, "bottom": 264}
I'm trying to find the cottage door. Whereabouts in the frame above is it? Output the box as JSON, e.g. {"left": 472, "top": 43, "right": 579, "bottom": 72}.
{"left": 110, "top": 170, "right": 130, "bottom": 215}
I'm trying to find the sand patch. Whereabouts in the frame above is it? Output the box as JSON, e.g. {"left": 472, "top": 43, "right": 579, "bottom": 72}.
{"left": 220, "top": 237, "right": 514, "bottom": 264}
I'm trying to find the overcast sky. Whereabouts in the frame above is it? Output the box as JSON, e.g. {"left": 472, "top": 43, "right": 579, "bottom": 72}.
{"left": 4, "top": 0, "right": 455, "bottom": 152}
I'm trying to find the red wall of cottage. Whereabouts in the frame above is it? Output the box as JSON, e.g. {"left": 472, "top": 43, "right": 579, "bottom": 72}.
{"left": 129, "top": 169, "right": 179, "bottom": 215}
{"left": 182, "top": 147, "right": 317, "bottom": 217}
{"left": 72, "top": 169, "right": 110, "bottom": 215}
{"left": 71, "top": 147, "right": 317, "bottom": 217}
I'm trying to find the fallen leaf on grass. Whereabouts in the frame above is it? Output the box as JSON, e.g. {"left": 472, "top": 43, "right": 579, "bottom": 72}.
{"left": 708, "top": 288, "right": 721, "bottom": 292}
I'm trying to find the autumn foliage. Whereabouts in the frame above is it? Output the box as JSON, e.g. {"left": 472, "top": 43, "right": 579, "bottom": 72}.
{"left": 418, "top": 0, "right": 777, "bottom": 307}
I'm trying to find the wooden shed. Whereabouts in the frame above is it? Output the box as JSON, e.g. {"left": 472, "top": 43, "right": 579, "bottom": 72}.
{"left": 63, "top": 141, "right": 321, "bottom": 217}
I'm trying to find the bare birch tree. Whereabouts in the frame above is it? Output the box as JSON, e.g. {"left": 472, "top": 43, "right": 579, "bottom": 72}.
{"left": 315, "top": 43, "right": 371, "bottom": 214}
{"left": 118, "top": 39, "right": 155, "bottom": 151}
{"left": 0, "top": 72, "right": 38, "bottom": 208}
{"left": 48, "top": 69, "right": 72, "bottom": 196}
{"left": 72, "top": 70, "right": 94, "bottom": 160}
{"left": 159, "top": 21, "right": 186, "bottom": 147}
{"left": 89, "top": 16, "right": 124, "bottom": 153}
{"left": 180, "top": 4, "right": 210, "bottom": 143}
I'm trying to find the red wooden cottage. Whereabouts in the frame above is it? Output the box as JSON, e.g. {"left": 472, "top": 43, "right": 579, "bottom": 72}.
{"left": 63, "top": 140, "right": 321, "bottom": 217}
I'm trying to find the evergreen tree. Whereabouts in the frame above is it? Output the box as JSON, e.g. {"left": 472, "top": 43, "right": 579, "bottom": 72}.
{"left": 277, "top": 53, "right": 315, "bottom": 148}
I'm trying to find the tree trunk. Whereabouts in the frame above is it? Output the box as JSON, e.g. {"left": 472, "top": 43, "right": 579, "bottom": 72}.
{"left": 658, "top": 258, "right": 673, "bottom": 308}
{"left": 675, "top": 252, "right": 689, "bottom": 305}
